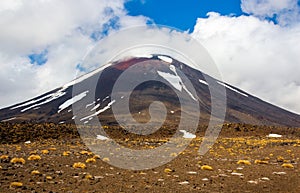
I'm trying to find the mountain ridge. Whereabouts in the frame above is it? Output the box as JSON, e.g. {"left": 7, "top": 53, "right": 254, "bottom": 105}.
{"left": 1, "top": 55, "right": 300, "bottom": 128}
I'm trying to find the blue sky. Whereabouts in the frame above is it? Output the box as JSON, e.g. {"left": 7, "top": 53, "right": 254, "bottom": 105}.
{"left": 125, "top": 0, "right": 244, "bottom": 31}
{"left": 28, "top": 49, "right": 48, "bottom": 66}
{"left": 28, "top": 0, "right": 245, "bottom": 64}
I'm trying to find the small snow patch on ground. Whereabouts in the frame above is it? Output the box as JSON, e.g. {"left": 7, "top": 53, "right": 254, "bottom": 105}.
{"left": 231, "top": 172, "right": 243, "bottom": 176}
{"left": 96, "top": 135, "right": 109, "bottom": 140}
{"left": 178, "top": 181, "right": 189, "bottom": 185}
{"left": 247, "top": 180, "right": 258, "bottom": 184}
{"left": 179, "top": 130, "right": 196, "bottom": 139}
{"left": 267, "top": 133, "right": 282, "bottom": 138}
{"left": 219, "top": 174, "right": 229, "bottom": 177}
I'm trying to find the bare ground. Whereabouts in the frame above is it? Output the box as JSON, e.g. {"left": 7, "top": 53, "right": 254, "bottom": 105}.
{"left": 0, "top": 123, "right": 299, "bottom": 193}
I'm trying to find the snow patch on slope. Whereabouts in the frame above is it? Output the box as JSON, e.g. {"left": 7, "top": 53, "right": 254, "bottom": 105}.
{"left": 91, "top": 103, "right": 101, "bottom": 111}
{"left": 1, "top": 117, "right": 16, "bottom": 122}
{"left": 80, "top": 100, "right": 116, "bottom": 121}
{"left": 182, "top": 84, "right": 197, "bottom": 101}
{"left": 217, "top": 81, "right": 248, "bottom": 97}
{"left": 10, "top": 94, "right": 54, "bottom": 110}
{"left": 157, "top": 71, "right": 182, "bottom": 91}
{"left": 157, "top": 65, "right": 197, "bottom": 101}
{"left": 11, "top": 63, "right": 112, "bottom": 112}
{"left": 102, "top": 96, "right": 110, "bottom": 102}
{"left": 62, "top": 63, "right": 111, "bottom": 89}
{"left": 58, "top": 91, "right": 89, "bottom": 113}
{"left": 158, "top": 55, "right": 173, "bottom": 63}
{"left": 86, "top": 101, "right": 95, "bottom": 108}
{"left": 135, "top": 54, "right": 153, "bottom": 58}
{"left": 199, "top": 79, "right": 208, "bottom": 86}
{"left": 20, "top": 88, "right": 67, "bottom": 112}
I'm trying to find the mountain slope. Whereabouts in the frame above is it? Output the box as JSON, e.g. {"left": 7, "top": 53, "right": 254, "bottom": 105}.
{"left": 1, "top": 55, "right": 300, "bottom": 128}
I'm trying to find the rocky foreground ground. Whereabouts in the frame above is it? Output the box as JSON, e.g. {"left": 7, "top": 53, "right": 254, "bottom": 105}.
{"left": 0, "top": 123, "right": 299, "bottom": 192}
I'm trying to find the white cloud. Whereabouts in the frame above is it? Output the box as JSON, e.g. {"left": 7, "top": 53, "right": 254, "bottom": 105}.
{"left": 192, "top": 12, "right": 300, "bottom": 114}
{"left": 1, "top": 0, "right": 299, "bottom": 118}
{"left": 241, "top": 0, "right": 300, "bottom": 25}
{"left": 0, "top": 0, "right": 148, "bottom": 108}
{"left": 0, "top": 0, "right": 22, "bottom": 12}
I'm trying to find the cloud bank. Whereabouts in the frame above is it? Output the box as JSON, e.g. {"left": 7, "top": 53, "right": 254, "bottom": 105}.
{"left": 0, "top": 0, "right": 148, "bottom": 108}
{"left": 241, "top": 0, "right": 300, "bottom": 25}
{"left": 192, "top": 7, "right": 300, "bottom": 113}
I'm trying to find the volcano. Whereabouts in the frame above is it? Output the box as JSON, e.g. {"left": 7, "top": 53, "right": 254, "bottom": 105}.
{"left": 1, "top": 55, "right": 300, "bottom": 128}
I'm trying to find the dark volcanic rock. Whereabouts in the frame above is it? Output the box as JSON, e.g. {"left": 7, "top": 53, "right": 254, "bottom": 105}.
{"left": 0, "top": 55, "right": 300, "bottom": 128}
